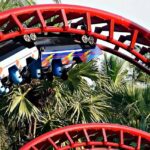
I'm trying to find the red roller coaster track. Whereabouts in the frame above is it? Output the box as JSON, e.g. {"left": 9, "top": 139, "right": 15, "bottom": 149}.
{"left": 1, "top": 4, "right": 150, "bottom": 149}
{"left": 0, "top": 4, "right": 149, "bottom": 74}
{"left": 20, "top": 123, "right": 150, "bottom": 150}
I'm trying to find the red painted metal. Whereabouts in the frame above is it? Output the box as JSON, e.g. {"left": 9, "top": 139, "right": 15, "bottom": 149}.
{"left": 0, "top": 4, "right": 149, "bottom": 74}
{"left": 20, "top": 123, "right": 150, "bottom": 150}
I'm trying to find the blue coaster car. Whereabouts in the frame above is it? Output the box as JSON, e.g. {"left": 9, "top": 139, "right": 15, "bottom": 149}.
{"left": 9, "top": 66, "right": 23, "bottom": 84}
{"left": 28, "top": 58, "right": 41, "bottom": 79}
{"left": 52, "top": 59, "right": 63, "bottom": 77}
{"left": 0, "top": 33, "right": 102, "bottom": 95}
{"left": 0, "top": 39, "right": 39, "bottom": 90}
{"left": 36, "top": 34, "right": 102, "bottom": 78}
{"left": 41, "top": 45, "right": 102, "bottom": 77}
{"left": 21, "top": 34, "right": 102, "bottom": 78}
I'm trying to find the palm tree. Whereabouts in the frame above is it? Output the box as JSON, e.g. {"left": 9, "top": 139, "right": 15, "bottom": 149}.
{"left": 124, "top": 85, "right": 150, "bottom": 131}
{"left": 101, "top": 53, "right": 129, "bottom": 86}
{"left": 62, "top": 61, "right": 99, "bottom": 92}
{"left": 39, "top": 90, "right": 110, "bottom": 134}
{"left": 34, "top": 60, "right": 101, "bottom": 110}
{"left": 127, "top": 64, "right": 150, "bottom": 84}
{"left": 6, "top": 87, "right": 40, "bottom": 124}
{"left": 0, "top": 0, "right": 38, "bottom": 147}
{"left": 37, "top": 60, "right": 110, "bottom": 134}
{"left": 38, "top": 104, "right": 69, "bottom": 133}
{"left": 3, "top": 86, "right": 41, "bottom": 148}
{"left": 97, "top": 53, "right": 150, "bottom": 131}
{"left": 66, "top": 90, "right": 110, "bottom": 124}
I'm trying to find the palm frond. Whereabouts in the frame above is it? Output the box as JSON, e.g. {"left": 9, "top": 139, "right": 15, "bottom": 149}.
{"left": 6, "top": 87, "right": 40, "bottom": 124}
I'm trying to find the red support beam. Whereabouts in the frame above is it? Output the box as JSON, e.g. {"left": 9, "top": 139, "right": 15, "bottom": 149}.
{"left": 109, "top": 19, "right": 114, "bottom": 41}
{"left": 36, "top": 10, "right": 47, "bottom": 30}
{"left": 130, "top": 29, "right": 138, "bottom": 50}
{"left": 86, "top": 12, "right": 92, "bottom": 34}
{"left": 11, "top": 14, "right": 24, "bottom": 32}
{"left": 61, "top": 9, "right": 69, "bottom": 30}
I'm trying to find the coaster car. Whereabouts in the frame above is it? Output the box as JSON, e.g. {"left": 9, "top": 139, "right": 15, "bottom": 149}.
{"left": 9, "top": 66, "right": 23, "bottom": 84}
{"left": 0, "top": 33, "right": 102, "bottom": 95}
{"left": 37, "top": 34, "right": 102, "bottom": 78}
{"left": 0, "top": 39, "right": 39, "bottom": 92}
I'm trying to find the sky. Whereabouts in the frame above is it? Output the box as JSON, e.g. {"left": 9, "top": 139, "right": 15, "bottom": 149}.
{"left": 36, "top": 0, "right": 150, "bottom": 30}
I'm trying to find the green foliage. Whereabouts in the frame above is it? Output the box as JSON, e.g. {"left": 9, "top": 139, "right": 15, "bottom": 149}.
{"left": 0, "top": 117, "right": 10, "bottom": 150}
{"left": 6, "top": 87, "right": 40, "bottom": 124}
{"left": 61, "top": 61, "right": 99, "bottom": 93}
{"left": 0, "top": 0, "right": 36, "bottom": 11}
{"left": 99, "top": 53, "right": 150, "bottom": 131}
{"left": 102, "top": 53, "right": 129, "bottom": 86}
{"left": 1, "top": 53, "right": 149, "bottom": 149}
{"left": 124, "top": 85, "right": 150, "bottom": 131}
{"left": 66, "top": 91, "right": 110, "bottom": 123}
